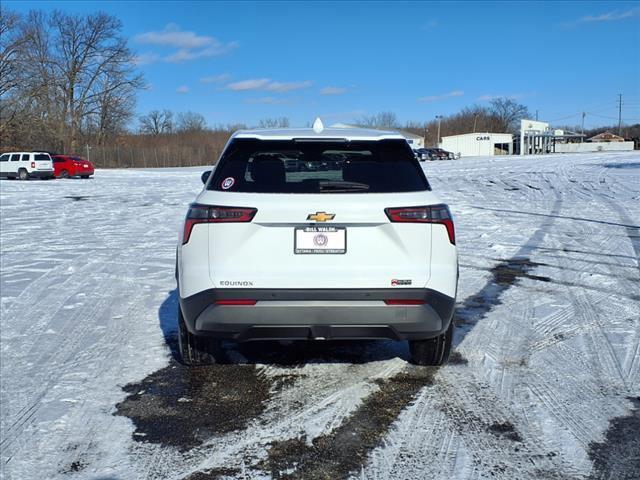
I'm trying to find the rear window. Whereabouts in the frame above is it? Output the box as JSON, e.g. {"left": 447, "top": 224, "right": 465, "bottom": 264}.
{"left": 208, "top": 139, "right": 430, "bottom": 193}
{"left": 34, "top": 154, "right": 50, "bottom": 161}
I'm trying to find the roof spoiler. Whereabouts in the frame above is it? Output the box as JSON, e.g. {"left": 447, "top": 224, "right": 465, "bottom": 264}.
{"left": 292, "top": 138, "right": 349, "bottom": 143}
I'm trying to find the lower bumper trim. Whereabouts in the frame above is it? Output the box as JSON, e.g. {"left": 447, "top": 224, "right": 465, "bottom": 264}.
{"left": 179, "top": 288, "right": 456, "bottom": 341}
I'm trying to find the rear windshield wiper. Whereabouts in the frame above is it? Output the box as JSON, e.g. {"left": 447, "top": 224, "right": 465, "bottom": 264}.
{"left": 319, "top": 181, "right": 370, "bottom": 193}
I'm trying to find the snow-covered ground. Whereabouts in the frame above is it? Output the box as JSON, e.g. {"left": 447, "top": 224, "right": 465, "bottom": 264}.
{"left": 1, "top": 152, "right": 639, "bottom": 480}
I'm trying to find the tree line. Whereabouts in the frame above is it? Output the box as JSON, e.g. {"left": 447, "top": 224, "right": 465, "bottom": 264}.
{"left": 1, "top": 9, "right": 144, "bottom": 153}
{"left": 3, "top": 8, "right": 633, "bottom": 168}
{"left": 357, "top": 98, "right": 531, "bottom": 146}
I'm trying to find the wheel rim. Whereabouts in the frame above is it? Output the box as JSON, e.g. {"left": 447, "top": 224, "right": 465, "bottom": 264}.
{"left": 61, "top": 170, "right": 69, "bottom": 178}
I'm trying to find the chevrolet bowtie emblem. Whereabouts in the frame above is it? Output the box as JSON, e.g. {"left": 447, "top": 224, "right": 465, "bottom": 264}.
{"left": 307, "top": 212, "right": 335, "bottom": 222}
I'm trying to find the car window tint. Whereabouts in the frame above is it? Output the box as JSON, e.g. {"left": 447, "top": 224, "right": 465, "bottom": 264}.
{"left": 21, "top": 154, "right": 30, "bottom": 161}
{"left": 0, "top": 154, "right": 9, "bottom": 162}
{"left": 10, "top": 154, "right": 20, "bottom": 162}
{"left": 208, "top": 139, "right": 430, "bottom": 194}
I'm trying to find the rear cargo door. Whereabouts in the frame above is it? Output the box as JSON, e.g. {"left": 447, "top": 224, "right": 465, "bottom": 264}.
{"left": 33, "top": 154, "right": 53, "bottom": 170}
{"left": 202, "top": 192, "right": 434, "bottom": 289}
{"left": 201, "top": 137, "right": 436, "bottom": 289}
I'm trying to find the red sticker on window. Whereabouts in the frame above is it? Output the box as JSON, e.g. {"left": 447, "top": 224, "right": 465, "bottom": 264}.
{"left": 221, "top": 177, "right": 235, "bottom": 189}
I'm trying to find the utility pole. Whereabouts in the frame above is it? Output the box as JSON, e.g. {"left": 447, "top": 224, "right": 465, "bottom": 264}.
{"left": 581, "top": 112, "right": 585, "bottom": 142}
{"left": 617, "top": 93, "right": 623, "bottom": 136}
{"left": 473, "top": 113, "right": 478, "bottom": 133}
{"left": 435, "top": 115, "right": 443, "bottom": 147}
{"left": 535, "top": 110, "right": 538, "bottom": 121}
{"left": 423, "top": 123, "right": 428, "bottom": 148}
{"left": 86, "top": 144, "right": 90, "bottom": 162}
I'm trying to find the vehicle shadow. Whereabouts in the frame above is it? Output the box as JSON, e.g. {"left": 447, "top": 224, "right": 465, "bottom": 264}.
{"left": 453, "top": 196, "right": 564, "bottom": 347}
{"left": 470, "top": 205, "right": 640, "bottom": 230}
{"left": 158, "top": 288, "right": 410, "bottom": 366}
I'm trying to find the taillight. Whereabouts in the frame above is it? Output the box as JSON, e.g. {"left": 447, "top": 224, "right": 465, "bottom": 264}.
{"left": 31, "top": 162, "right": 36, "bottom": 168}
{"left": 385, "top": 204, "right": 455, "bottom": 244}
{"left": 384, "top": 299, "right": 426, "bottom": 305}
{"left": 182, "top": 204, "right": 257, "bottom": 244}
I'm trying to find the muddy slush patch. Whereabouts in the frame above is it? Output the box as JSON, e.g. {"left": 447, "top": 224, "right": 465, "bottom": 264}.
{"left": 115, "top": 360, "right": 270, "bottom": 450}
{"left": 488, "top": 421, "right": 523, "bottom": 442}
{"left": 457, "top": 257, "right": 549, "bottom": 328}
{"left": 260, "top": 367, "right": 437, "bottom": 480}
{"left": 182, "top": 467, "right": 241, "bottom": 480}
{"left": 60, "top": 460, "right": 87, "bottom": 474}
{"left": 492, "top": 258, "right": 551, "bottom": 285}
{"left": 64, "top": 195, "right": 91, "bottom": 201}
{"left": 588, "top": 397, "right": 640, "bottom": 480}
{"left": 448, "top": 351, "right": 469, "bottom": 365}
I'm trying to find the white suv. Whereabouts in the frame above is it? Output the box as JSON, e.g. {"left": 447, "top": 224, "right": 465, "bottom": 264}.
{"left": 0, "top": 152, "right": 55, "bottom": 180}
{"left": 176, "top": 123, "right": 458, "bottom": 365}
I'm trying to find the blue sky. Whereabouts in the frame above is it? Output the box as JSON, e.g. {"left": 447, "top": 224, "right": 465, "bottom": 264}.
{"left": 6, "top": 1, "right": 640, "bottom": 129}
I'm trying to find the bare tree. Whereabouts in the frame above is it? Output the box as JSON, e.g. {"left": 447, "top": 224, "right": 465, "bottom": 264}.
{"left": 139, "top": 110, "right": 173, "bottom": 135}
{"left": 0, "top": 10, "right": 30, "bottom": 136}
{"left": 357, "top": 111, "right": 399, "bottom": 129}
{"left": 488, "top": 97, "right": 530, "bottom": 133}
{"left": 1, "top": 11, "right": 62, "bottom": 149}
{"left": 15, "top": 10, "right": 143, "bottom": 152}
{"left": 86, "top": 69, "right": 137, "bottom": 145}
{"left": 176, "top": 111, "right": 207, "bottom": 132}
{"left": 257, "top": 117, "right": 289, "bottom": 128}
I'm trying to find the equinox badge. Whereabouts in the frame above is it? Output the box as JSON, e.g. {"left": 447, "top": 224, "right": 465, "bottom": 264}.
{"left": 307, "top": 212, "right": 335, "bottom": 222}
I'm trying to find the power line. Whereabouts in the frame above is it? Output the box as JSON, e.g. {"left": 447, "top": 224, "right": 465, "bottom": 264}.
{"left": 547, "top": 112, "right": 582, "bottom": 122}
{"left": 586, "top": 112, "right": 639, "bottom": 122}
{"left": 588, "top": 113, "right": 620, "bottom": 120}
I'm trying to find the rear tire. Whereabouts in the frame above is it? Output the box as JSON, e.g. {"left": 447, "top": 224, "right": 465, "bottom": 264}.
{"left": 177, "top": 307, "right": 220, "bottom": 365}
{"left": 409, "top": 320, "right": 453, "bottom": 366}
{"left": 80, "top": 175, "right": 90, "bottom": 179}
{"left": 60, "top": 170, "right": 70, "bottom": 179}
{"left": 18, "top": 169, "right": 28, "bottom": 180}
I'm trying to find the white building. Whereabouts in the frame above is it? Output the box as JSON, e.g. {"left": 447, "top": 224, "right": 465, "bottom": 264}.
{"left": 519, "top": 119, "right": 553, "bottom": 155}
{"left": 399, "top": 130, "right": 425, "bottom": 149}
{"left": 518, "top": 119, "right": 632, "bottom": 154}
{"left": 330, "top": 123, "right": 425, "bottom": 149}
{"left": 440, "top": 132, "right": 513, "bottom": 157}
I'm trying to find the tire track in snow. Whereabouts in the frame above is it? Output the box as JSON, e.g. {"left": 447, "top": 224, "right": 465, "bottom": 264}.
{"left": 1, "top": 191, "right": 184, "bottom": 475}
{"left": 1, "top": 265, "right": 129, "bottom": 458}
{"left": 3, "top": 156, "right": 639, "bottom": 479}
{"left": 356, "top": 180, "right": 571, "bottom": 479}
{"left": 362, "top": 154, "right": 637, "bottom": 480}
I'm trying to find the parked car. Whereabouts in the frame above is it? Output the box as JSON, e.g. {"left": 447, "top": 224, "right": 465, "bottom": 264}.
{"left": 176, "top": 123, "right": 458, "bottom": 366}
{"left": 414, "top": 148, "right": 435, "bottom": 161}
{"left": 52, "top": 155, "right": 95, "bottom": 179}
{"left": 431, "top": 148, "right": 456, "bottom": 160}
{"left": 0, "top": 151, "right": 55, "bottom": 180}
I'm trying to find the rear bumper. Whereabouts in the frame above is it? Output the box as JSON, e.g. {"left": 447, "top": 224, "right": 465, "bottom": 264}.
{"left": 29, "top": 170, "right": 55, "bottom": 178}
{"left": 179, "top": 288, "right": 456, "bottom": 341}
